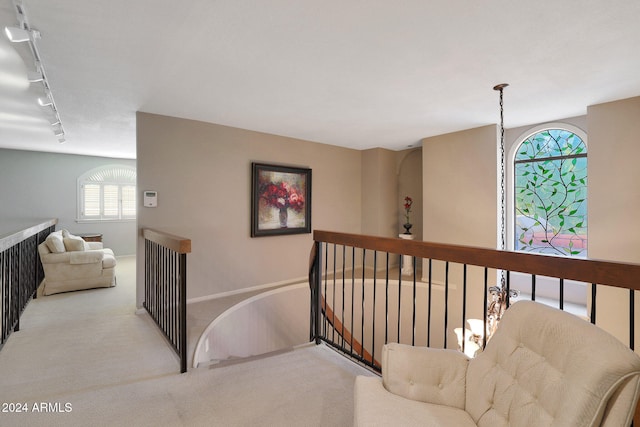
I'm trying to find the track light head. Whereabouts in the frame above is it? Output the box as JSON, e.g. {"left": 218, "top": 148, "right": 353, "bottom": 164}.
{"left": 27, "top": 70, "right": 43, "bottom": 83}
{"left": 4, "top": 26, "right": 36, "bottom": 42}
{"left": 37, "top": 96, "right": 52, "bottom": 107}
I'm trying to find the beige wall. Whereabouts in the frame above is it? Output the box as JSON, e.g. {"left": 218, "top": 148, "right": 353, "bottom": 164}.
{"left": 136, "top": 112, "right": 362, "bottom": 305}
{"left": 398, "top": 148, "right": 423, "bottom": 240}
{"left": 587, "top": 96, "right": 640, "bottom": 344}
{"left": 420, "top": 125, "right": 499, "bottom": 339}
{"left": 422, "top": 125, "right": 498, "bottom": 248}
{"left": 361, "top": 148, "right": 398, "bottom": 238}
{"left": 588, "top": 96, "right": 640, "bottom": 264}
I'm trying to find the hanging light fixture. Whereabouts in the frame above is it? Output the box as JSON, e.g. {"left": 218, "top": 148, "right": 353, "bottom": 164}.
{"left": 486, "top": 83, "right": 519, "bottom": 340}
{"left": 454, "top": 84, "right": 523, "bottom": 356}
{"left": 4, "top": 2, "right": 66, "bottom": 144}
{"left": 494, "top": 83, "right": 509, "bottom": 253}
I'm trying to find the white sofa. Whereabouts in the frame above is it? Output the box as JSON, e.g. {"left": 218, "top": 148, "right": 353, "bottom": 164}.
{"left": 355, "top": 301, "right": 640, "bottom": 427}
{"left": 38, "top": 230, "right": 116, "bottom": 296}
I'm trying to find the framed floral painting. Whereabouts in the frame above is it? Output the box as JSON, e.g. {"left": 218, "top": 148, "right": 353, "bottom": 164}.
{"left": 251, "top": 163, "right": 312, "bottom": 237}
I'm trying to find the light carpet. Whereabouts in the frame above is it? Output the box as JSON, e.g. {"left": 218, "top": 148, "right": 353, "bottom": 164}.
{"left": 0, "top": 256, "right": 374, "bottom": 426}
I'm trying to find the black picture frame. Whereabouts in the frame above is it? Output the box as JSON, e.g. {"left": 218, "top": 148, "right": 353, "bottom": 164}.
{"left": 251, "top": 163, "right": 312, "bottom": 237}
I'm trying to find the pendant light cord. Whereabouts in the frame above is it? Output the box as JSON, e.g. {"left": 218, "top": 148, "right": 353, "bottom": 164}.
{"left": 494, "top": 83, "right": 508, "bottom": 291}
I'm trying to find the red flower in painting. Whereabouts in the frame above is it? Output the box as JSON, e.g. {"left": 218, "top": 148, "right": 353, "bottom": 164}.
{"left": 260, "top": 181, "right": 305, "bottom": 212}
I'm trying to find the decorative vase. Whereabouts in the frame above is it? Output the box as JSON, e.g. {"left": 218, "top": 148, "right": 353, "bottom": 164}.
{"left": 279, "top": 207, "right": 288, "bottom": 228}
{"left": 403, "top": 223, "right": 412, "bottom": 234}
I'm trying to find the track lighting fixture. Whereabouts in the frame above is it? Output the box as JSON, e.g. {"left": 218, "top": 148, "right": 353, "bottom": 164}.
{"left": 5, "top": 2, "right": 66, "bottom": 144}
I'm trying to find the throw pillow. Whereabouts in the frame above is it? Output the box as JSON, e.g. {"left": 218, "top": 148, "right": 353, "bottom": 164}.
{"left": 45, "top": 232, "right": 66, "bottom": 253}
{"left": 63, "top": 234, "right": 86, "bottom": 252}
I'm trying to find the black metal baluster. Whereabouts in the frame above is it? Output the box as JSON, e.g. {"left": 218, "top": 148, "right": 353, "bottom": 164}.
{"left": 1, "top": 251, "right": 6, "bottom": 344}
{"left": 323, "top": 242, "right": 329, "bottom": 340}
{"left": 427, "top": 259, "right": 432, "bottom": 347}
{"left": 483, "top": 267, "right": 488, "bottom": 350}
{"left": 505, "top": 270, "right": 511, "bottom": 309}
{"left": 350, "top": 247, "right": 355, "bottom": 355}
{"left": 361, "top": 249, "right": 366, "bottom": 360}
{"left": 559, "top": 278, "right": 564, "bottom": 311}
{"left": 372, "top": 251, "right": 377, "bottom": 366}
{"left": 178, "top": 252, "right": 187, "bottom": 373}
{"left": 630, "top": 289, "right": 635, "bottom": 351}
{"left": 462, "top": 264, "right": 467, "bottom": 355}
{"left": 385, "top": 252, "right": 389, "bottom": 346}
{"left": 397, "top": 254, "right": 402, "bottom": 343}
{"left": 332, "top": 243, "right": 337, "bottom": 344}
{"left": 590, "top": 283, "right": 597, "bottom": 324}
{"left": 412, "top": 256, "right": 417, "bottom": 346}
{"left": 444, "top": 261, "right": 449, "bottom": 349}
{"left": 531, "top": 274, "right": 536, "bottom": 301}
{"left": 341, "top": 245, "right": 346, "bottom": 349}
{"left": 314, "top": 241, "right": 322, "bottom": 344}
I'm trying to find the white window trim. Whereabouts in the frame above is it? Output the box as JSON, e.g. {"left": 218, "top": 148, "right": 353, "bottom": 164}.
{"left": 76, "top": 165, "right": 137, "bottom": 223}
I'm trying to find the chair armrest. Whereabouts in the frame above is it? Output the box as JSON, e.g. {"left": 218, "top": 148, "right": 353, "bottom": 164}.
{"left": 86, "top": 241, "right": 104, "bottom": 250}
{"left": 382, "top": 342, "right": 469, "bottom": 409}
{"left": 69, "top": 251, "right": 104, "bottom": 265}
{"left": 39, "top": 252, "right": 73, "bottom": 264}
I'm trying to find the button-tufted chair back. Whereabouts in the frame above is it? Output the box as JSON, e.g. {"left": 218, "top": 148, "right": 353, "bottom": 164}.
{"left": 465, "top": 301, "right": 640, "bottom": 427}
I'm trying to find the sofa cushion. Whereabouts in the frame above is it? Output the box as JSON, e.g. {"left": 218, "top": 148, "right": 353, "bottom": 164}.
{"left": 45, "top": 231, "right": 65, "bottom": 253}
{"left": 355, "top": 376, "right": 476, "bottom": 427}
{"left": 63, "top": 234, "right": 87, "bottom": 252}
{"left": 382, "top": 344, "right": 468, "bottom": 409}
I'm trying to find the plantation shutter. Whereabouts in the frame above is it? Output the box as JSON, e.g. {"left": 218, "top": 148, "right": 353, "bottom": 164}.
{"left": 121, "top": 185, "right": 136, "bottom": 218}
{"left": 103, "top": 185, "right": 119, "bottom": 217}
{"left": 83, "top": 184, "right": 101, "bottom": 217}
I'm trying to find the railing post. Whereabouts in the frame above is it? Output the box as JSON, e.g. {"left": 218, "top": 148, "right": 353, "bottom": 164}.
{"left": 142, "top": 228, "right": 191, "bottom": 374}
{"left": 179, "top": 252, "right": 187, "bottom": 374}
{"left": 313, "top": 241, "right": 322, "bottom": 344}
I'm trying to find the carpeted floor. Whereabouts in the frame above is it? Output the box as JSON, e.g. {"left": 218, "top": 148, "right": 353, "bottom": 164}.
{"left": 0, "top": 256, "right": 374, "bottom": 426}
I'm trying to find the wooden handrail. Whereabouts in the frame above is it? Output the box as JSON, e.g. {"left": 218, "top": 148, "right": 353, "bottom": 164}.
{"left": 0, "top": 219, "right": 58, "bottom": 252}
{"left": 142, "top": 228, "right": 191, "bottom": 254}
{"left": 314, "top": 230, "right": 640, "bottom": 291}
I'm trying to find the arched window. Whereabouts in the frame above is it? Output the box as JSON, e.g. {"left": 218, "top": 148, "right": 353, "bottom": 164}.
{"left": 77, "top": 165, "right": 136, "bottom": 221}
{"left": 513, "top": 128, "right": 587, "bottom": 257}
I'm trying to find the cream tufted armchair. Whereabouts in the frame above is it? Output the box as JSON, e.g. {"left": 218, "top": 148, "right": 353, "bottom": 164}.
{"left": 38, "top": 230, "right": 116, "bottom": 296}
{"left": 354, "top": 301, "right": 640, "bottom": 426}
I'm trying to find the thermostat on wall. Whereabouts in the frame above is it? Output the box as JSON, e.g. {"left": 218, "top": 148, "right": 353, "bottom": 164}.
{"left": 144, "top": 191, "right": 158, "bottom": 207}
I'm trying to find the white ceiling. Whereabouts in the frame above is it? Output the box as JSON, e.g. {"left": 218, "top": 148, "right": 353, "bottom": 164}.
{"left": 1, "top": 0, "right": 640, "bottom": 160}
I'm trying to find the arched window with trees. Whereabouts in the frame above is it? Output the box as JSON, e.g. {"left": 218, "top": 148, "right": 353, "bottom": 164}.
{"left": 514, "top": 128, "right": 587, "bottom": 257}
